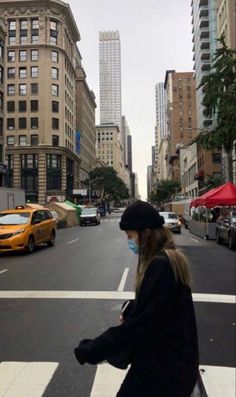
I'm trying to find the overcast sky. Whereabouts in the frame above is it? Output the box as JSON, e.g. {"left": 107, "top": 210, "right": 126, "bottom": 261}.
{"left": 68, "top": 0, "right": 193, "bottom": 200}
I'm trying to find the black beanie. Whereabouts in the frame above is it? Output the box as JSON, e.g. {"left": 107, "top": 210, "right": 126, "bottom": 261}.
{"left": 119, "top": 200, "right": 165, "bottom": 231}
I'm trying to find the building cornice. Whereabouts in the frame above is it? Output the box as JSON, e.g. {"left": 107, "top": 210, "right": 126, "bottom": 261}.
{"left": 5, "top": 145, "right": 81, "bottom": 163}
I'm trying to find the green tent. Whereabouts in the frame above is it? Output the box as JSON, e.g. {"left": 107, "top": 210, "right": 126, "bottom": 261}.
{"left": 64, "top": 200, "right": 81, "bottom": 222}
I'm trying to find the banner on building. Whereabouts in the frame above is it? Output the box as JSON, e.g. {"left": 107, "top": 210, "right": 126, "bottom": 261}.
{"left": 76, "top": 131, "right": 81, "bottom": 154}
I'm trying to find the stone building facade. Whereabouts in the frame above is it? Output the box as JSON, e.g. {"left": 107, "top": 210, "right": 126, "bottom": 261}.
{"left": 0, "top": 0, "right": 81, "bottom": 204}
{"left": 75, "top": 61, "right": 96, "bottom": 186}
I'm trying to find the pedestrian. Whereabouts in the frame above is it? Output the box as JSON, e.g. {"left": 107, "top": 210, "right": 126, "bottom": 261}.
{"left": 74, "top": 200, "right": 199, "bottom": 397}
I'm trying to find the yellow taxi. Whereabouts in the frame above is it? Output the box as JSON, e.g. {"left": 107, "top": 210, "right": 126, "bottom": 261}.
{"left": 0, "top": 206, "right": 56, "bottom": 253}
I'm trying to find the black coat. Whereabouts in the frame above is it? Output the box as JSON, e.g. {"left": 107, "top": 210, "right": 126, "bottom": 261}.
{"left": 74, "top": 254, "right": 199, "bottom": 397}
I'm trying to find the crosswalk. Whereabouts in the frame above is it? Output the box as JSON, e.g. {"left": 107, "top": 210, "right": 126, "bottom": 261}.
{"left": 0, "top": 361, "right": 235, "bottom": 397}
{"left": 0, "top": 362, "right": 58, "bottom": 397}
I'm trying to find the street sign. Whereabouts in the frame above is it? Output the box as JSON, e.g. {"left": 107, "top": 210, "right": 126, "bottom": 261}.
{"left": 73, "top": 189, "right": 87, "bottom": 196}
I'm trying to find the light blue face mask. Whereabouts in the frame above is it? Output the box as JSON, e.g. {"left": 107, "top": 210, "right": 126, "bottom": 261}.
{"left": 128, "top": 239, "right": 139, "bottom": 255}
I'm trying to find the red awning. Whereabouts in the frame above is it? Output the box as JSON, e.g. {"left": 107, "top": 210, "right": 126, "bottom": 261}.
{"left": 190, "top": 182, "right": 236, "bottom": 208}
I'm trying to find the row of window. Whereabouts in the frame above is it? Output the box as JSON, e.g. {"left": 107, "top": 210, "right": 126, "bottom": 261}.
{"left": 7, "top": 66, "right": 59, "bottom": 80}
{"left": 9, "top": 19, "right": 57, "bottom": 32}
{"left": 7, "top": 117, "right": 39, "bottom": 130}
{"left": 8, "top": 49, "right": 59, "bottom": 63}
{"left": 7, "top": 83, "right": 59, "bottom": 96}
{"left": 6, "top": 100, "right": 59, "bottom": 113}
{"left": 7, "top": 117, "right": 59, "bottom": 130}
{"left": 7, "top": 134, "right": 59, "bottom": 146}
{"left": 8, "top": 19, "right": 58, "bottom": 45}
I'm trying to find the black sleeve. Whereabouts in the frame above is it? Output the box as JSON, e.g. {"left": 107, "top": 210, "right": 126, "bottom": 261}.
{"left": 75, "top": 257, "right": 177, "bottom": 365}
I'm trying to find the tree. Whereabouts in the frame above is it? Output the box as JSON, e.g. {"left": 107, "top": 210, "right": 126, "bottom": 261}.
{"left": 195, "top": 35, "right": 236, "bottom": 182}
{"left": 150, "top": 179, "right": 181, "bottom": 204}
{"left": 86, "top": 167, "right": 130, "bottom": 202}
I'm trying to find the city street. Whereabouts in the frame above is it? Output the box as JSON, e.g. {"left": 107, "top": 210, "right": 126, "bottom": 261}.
{"left": 0, "top": 213, "right": 235, "bottom": 397}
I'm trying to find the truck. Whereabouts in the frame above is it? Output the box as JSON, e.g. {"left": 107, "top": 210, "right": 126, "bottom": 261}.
{"left": 0, "top": 187, "right": 25, "bottom": 211}
{"left": 163, "top": 199, "right": 192, "bottom": 228}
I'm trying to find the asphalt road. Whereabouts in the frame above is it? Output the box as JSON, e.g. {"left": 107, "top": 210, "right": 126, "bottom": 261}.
{"left": 0, "top": 213, "right": 235, "bottom": 396}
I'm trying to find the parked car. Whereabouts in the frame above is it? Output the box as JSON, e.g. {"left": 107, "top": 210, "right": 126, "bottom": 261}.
{"left": 80, "top": 207, "right": 101, "bottom": 226}
{"left": 216, "top": 211, "right": 236, "bottom": 250}
{"left": 0, "top": 206, "right": 56, "bottom": 253}
{"left": 159, "top": 211, "right": 182, "bottom": 233}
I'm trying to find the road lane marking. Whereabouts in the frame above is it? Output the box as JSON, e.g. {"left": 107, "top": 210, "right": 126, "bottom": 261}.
{"left": 0, "top": 361, "right": 58, "bottom": 397}
{"left": 199, "top": 366, "right": 235, "bottom": 397}
{"left": 0, "top": 291, "right": 235, "bottom": 304}
{"left": 67, "top": 239, "right": 79, "bottom": 245}
{"left": 190, "top": 238, "right": 200, "bottom": 244}
{"left": 0, "top": 269, "right": 8, "bottom": 274}
{"left": 117, "top": 268, "right": 129, "bottom": 291}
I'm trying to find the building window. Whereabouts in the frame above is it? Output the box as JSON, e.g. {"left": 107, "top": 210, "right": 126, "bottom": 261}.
{"left": 31, "top": 83, "right": 38, "bottom": 94}
{"left": 52, "top": 84, "right": 59, "bottom": 96}
{"left": 0, "top": 92, "right": 3, "bottom": 110}
{"left": 212, "top": 152, "right": 221, "bottom": 164}
{"left": 52, "top": 118, "right": 59, "bottom": 129}
{"left": 7, "top": 136, "right": 15, "bottom": 145}
{"left": 51, "top": 50, "right": 59, "bottom": 62}
{"left": 8, "top": 35, "right": 16, "bottom": 45}
{"left": 31, "top": 66, "right": 38, "bottom": 78}
{"left": 9, "top": 20, "right": 16, "bottom": 31}
{"left": 19, "top": 100, "right": 27, "bottom": 112}
{"left": 46, "top": 154, "right": 61, "bottom": 190}
{"left": 31, "top": 49, "right": 38, "bottom": 61}
{"left": 51, "top": 67, "right": 58, "bottom": 79}
{"left": 7, "top": 84, "right": 15, "bottom": 96}
{"left": 0, "top": 118, "right": 2, "bottom": 135}
{"left": 31, "top": 117, "right": 38, "bottom": 129}
{"left": 8, "top": 50, "right": 15, "bottom": 62}
{"left": 7, "top": 67, "right": 15, "bottom": 79}
{"left": 31, "top": 135, "right": 38, "bottom": 145}
{"left": 20, "top": 19, "right": 28, "bottom": 30}
{"left": 7, "top": 118, "right": 15, "bottom": 130}
{"left": 7, "top": 101, "right": 15, "bottom": 112}
{"left": 52, "top": 135, "right": 59, "bottom": 146}
{"left": 31, "top": 19, "right": 39, "bottom": 30}
{"left": 50, "top": 20, "right": 57, "bottom": 31}
{"left": 19, "top": 50, "right": 27, "bottom": 61}
{"left": 20, "top": 32, "right": 28, "bottom": 44}
{"left": 19, "top": 67, "right": 27, "bottom": 79}
{"left": 0, "top": 41, "right": 4, "bottom": 59}
{"left": 31, "top": 100, "right": 38, "bottom": 112}
{"left": 0, "top": 66, "right": 3, "bottom": 84}
{"left": 19, "top": 135, "right": 27, "bottom": 146}
{"left": 21, "top": 154, "right": 38, "bottom": 169}
{"left": 31, "top": 33, "right": 39, "bottom": 43}
{"left": 50, "top": 20, "right": 58, "bottom": 45}
{"left": 19, "top": 84, "right": 27, "bottom": 95}
{"left": 52, "top": 100, "right": 59, "bottom": 112}
{"left": 19, "top": 117, "right": 27, "bottom": 129}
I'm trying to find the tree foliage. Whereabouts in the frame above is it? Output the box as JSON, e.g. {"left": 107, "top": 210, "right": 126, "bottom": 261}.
{"left": 150, "top": 179, "right": 181, "bottom": 204}
{"left": 195, "top": 35, "right": 236, "bottom": 181}
{"left": 86, "top": 167, "right": 130, "bottom": 201}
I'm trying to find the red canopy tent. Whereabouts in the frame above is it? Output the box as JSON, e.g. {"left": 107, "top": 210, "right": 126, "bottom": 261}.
{"left": 190, "top": 182, "right": 236, "bottom": 208}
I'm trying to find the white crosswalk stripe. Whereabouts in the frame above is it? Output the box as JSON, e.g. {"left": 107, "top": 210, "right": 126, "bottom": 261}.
{"left": 0, "top": 362, "right": 234, "bottom": 397}
{"left": 0, "top": 361, "right": 58, "bottom": 397}
{"left": 90, "top": 363, "right": 236, "bottom": 397}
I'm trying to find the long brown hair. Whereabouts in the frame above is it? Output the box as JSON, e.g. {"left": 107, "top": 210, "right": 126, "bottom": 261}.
{"left": 135, "top": 227, "right": 192, "bottom": 292}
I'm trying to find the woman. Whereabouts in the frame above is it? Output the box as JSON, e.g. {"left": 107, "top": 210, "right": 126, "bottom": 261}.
{"left": 74, "top": 200, "right": 199, "bottom": 397}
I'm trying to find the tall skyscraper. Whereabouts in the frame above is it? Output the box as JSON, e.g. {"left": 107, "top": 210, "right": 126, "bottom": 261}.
{"left": 99, "top": 31, "right": 122, "bottom": 133}
{"left": 154, "top": 82, "right": 167, "bottom": 176}
{"left": 191, "top": 0, "right": 218, "bottom": 130}
{"left": 155, "top": 83, "right": 167, "bottom": 140}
